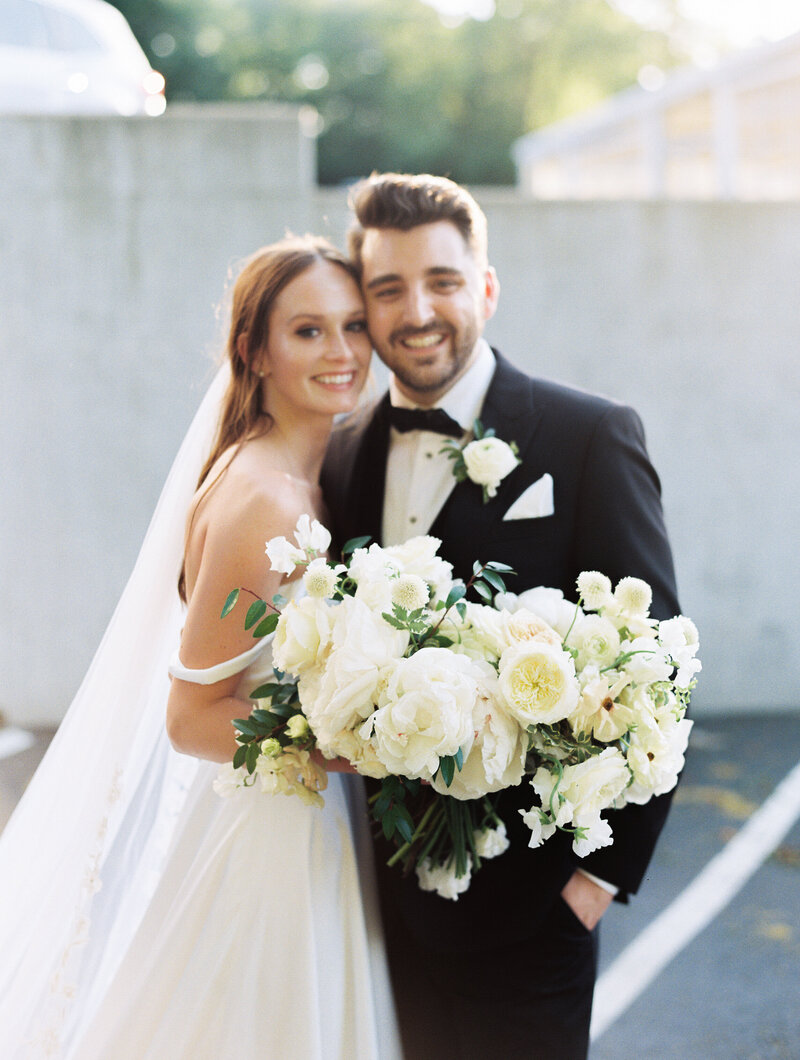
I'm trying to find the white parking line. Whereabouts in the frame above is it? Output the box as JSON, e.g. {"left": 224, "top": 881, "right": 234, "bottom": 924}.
{"left": 590, "top": 755, "right": 800, "bottom": 1041}
{"left": 0, "top": 728, "right": 35, "bottom": 760}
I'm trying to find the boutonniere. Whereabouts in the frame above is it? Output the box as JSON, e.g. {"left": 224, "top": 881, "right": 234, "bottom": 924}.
{"left": 441, "top": 419, "right": 521, "bottom": 503}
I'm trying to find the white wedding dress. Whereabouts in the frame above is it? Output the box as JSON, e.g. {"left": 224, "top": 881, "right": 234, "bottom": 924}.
{"left": 61, "top": 606, "right": 401, "bottom": 1060}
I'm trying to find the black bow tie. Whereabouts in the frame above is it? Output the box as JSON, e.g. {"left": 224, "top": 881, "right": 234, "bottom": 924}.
{"left": 388, "top": 405, "right": 463, "bottom": 436}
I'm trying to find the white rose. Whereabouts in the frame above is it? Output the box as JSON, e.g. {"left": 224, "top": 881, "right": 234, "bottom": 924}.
{"left": 497, "top": 586, "right": 580, "bottom": 640}
{"left": 445, "top": 602, "right": 508, "bottom": 662}
{"left": 416, "top": 856, "right": 472, "bottom": 901}
{"left": 285, "top": 714, "right": 310, "bottom": 741}
{"left": 383, "top": 536, "right": 454, "bottom": 603}
{"left": 299, "top": 596, "right": 408, "bottom": 743}
{"left": 265, "top": 535, "right": 305, "bottom": 575}
{"left": 474, "top": 821, "right": 510, "bottom": 859}
{"left": 498, "top": 641, "right": 579, "bottom": 726}
{"left": 431, "top": 667, "right": 526, "bottom": 799}
{"left": 567, "top": 614, "right": 621, "bottom": 670}
{"left": 293, "top": 514, "right": 331, "bottom": 554}
{"left": 364, "top": 648, "right": 480, "bottom": 779}
{"left": 503, "top": 608, "right": 563, "bottom": 649}
{"left": 272, "top": 596, "right": 333, "bottom": 675}
{"left": 462, "top": 437, "right": 520, "bottom": 498}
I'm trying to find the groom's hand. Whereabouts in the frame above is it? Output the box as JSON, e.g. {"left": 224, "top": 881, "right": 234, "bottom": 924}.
{"left": 561, "top": 870, "right": 613, "bottom": 931}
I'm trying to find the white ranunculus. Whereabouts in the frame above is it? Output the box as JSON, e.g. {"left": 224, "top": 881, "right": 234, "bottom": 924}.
{"left": 431, "top": 667, "right": 526, "bottom": 799}
{"left": 272, "top": 595, "right": 333, "bottom": 676}
{"left": 498, "top": 641, "right": 579, "bottom": 726}
{"left": 299, "top": 596, "right": 409, "bottom": 743}
{"left": 416, "top": 856, "right": 472, "bottom": 901}
{"left": 497, "top": 586, "right": 581, "bottom": 640}
{"left": 444, "top": 602, "right": 508, "bottom": 663}
{"left": 569, "top": 670, "right": 636, "bottom": 742}
{"left": 624, "top": 716, "right": 692, "bottom": 803}
{"left": 576, "top": 571, "right": 614, "bottom": 612}
{"left": 621, "top": 637, "right": 673, "bottom": 685}
{"left": 265, "top": 535, "right": 305, "bottom": 575}
{"left": 567, "top": 614, "right": 621, "bottom": 670}
{"left": 462, "top": 437, "right": 520, "bottom": 498}
{"left": 293, "top": 514, "right": 331, "bottom": 554}
{"left": 391, "top": 573, "right": 429, "bottom": 612}
{"left": 285, "top": 714, "right": 310, "bottom": 741}
{"left": 302, "top": 557, "right": 343, "bottom": 599}
{"left": 383, "top": 536, "right": 454, "bottom": 603}
{"left": 474, "top": 821, "right": 510, "bottom": 859}
{"left": 364, "top": 648, "right": 481, "bottom": 779}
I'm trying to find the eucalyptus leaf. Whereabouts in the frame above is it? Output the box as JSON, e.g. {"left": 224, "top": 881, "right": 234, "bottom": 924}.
{"left": 342, "top": 535, "right": 371, "bottom": 555}
{"left": 244, "top": 600, "right": 268, "bottom": 630}
{"left": 481, "top": 569, "right": 507, "bottom": 593}
{"left": 445, "top": 583, "right": 467, "bottom": 609}
{"left": 220, "top": 588, "right": 240, "bottom": 619}
{"left": 473, "top": 581, "right": 492, "bottom": 602}
{"left": 252, "top": 613, "right": 279, "bottom": 638}
{"left": 232, "top": 744, "right": 247, "bottom": 770}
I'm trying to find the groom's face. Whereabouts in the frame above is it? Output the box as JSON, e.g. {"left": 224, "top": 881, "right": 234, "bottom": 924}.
{"left": 359, "top": 220, "right": 498, "bottom": 405}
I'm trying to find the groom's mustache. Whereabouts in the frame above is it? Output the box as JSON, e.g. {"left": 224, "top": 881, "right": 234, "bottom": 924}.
{"left": 389, "top": 321, "right": 454, "bottom": 345}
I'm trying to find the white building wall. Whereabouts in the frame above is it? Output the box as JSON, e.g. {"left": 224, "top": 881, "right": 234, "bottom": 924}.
{"left": 1, "top": 116, "right": 798, "bottom": 724}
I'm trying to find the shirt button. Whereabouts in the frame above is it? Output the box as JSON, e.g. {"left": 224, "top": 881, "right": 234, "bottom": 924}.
{"left": 425, "top": 451, "right": 433, "bottom": 459}
{"left": 409, "top": 516, "right": 418, "bottom": 524}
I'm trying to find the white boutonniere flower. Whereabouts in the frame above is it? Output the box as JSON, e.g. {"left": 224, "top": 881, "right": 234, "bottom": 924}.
{"left": 442, "top": 419, "right": 520, "bottom": 502}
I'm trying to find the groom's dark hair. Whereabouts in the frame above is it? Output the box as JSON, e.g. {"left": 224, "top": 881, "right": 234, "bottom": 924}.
{"left": 348, "top": 172, "right": 489, "bottom": 271}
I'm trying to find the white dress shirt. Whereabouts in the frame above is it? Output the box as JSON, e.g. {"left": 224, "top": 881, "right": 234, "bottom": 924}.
{"left": 382, "top": 339, "right": 495, "bottom": 546}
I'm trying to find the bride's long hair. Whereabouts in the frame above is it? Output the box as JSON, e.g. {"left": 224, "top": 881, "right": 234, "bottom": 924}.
{"left": 178, "top": 235, "right": 360, "bottom": 600}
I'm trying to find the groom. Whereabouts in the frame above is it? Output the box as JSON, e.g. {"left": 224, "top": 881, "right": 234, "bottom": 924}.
{"left": 322, "top": 172, "right": 680, "bottom": 1058}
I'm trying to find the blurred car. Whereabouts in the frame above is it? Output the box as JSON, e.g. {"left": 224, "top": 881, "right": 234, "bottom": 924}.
{"left": 0, "top": 0, "right": 166, "bottom": 116}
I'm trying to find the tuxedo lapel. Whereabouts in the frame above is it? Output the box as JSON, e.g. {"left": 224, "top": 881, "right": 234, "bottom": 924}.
{"left": 346, "top": 394, "right": 392, "bottom": 545}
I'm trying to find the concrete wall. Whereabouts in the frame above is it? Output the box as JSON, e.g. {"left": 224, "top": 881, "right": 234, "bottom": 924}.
{"left": 2, "top": 112, "right": 798, "bottom": 723}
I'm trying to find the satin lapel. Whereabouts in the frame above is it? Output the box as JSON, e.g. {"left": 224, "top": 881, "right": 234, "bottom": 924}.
{"left": 348, "top": 393, "right": 392, "bottom": 545}
{"left": 428, "top": 350, "right": 543, "bottom": 538}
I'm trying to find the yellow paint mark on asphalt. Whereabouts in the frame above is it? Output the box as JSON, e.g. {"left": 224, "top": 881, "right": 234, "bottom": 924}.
{"left": 674, "top": 784, "right": 758, "bottom": 820}
{"left": 757, "top": 921, "right": 793, "bottom": 942}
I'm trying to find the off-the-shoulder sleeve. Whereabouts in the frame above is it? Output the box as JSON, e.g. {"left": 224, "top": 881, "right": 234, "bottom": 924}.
{"left": 168, "top": 638, "right": 270, "bottom": 685}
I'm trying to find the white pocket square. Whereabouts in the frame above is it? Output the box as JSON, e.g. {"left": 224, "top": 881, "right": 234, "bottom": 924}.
{"left": 502, "top": 473, "right": 554, "bottom": 520}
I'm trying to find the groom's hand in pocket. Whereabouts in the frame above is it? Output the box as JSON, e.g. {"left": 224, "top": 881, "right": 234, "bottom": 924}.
{"left": 561, "top": 870, "right": 614, "bottom": 930}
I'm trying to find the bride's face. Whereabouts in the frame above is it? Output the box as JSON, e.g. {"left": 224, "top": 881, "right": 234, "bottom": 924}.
{"left": 258, "top": 260, "right": 372, "bottom": 421}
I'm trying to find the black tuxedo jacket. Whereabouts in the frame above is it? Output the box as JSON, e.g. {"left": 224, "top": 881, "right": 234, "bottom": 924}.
{"left": 321, "top": 350, "right": 680, "bottom": 953}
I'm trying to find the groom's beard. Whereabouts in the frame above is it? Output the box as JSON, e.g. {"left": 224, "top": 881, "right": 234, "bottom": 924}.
{"left": 376, "top": 319, "right": 480, "bottom": 398}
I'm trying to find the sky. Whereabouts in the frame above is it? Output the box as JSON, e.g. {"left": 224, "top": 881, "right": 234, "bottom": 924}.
{"left": 424, "top": 0, "right": 800, "bottom": 47}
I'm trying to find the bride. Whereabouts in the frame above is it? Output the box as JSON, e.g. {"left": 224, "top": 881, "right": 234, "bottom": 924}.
{"left": 0, "top": 236, "right": 401, "bottom": 1059}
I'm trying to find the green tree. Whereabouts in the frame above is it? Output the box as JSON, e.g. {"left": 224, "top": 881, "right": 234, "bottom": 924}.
{"left": 113, "top": 0, "right": 683, "bottom": 184}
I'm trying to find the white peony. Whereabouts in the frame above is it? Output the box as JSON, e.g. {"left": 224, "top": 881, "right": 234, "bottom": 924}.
{"left": 497, "top": 586, "right": 580, "bottom": 640}
{"left": 431, "top": 666, "right": 526, "bottom": 799}
{"left": 298, "top": 596, "right": 409, "bottom": 744}
{"left": 364, "top": 648, "right": 481, "bottom": 779}
{"left": 567, "top": 614, "right": 621, "bottom": 670}
{"left": 416, "top": 856, "right": 472, "bottom": 901}
{"left": 272, "top": 595, "right": 333, "bottom": 675}
{"left": 498, "top": 641, "right": 579, "bottom": 726}
{"left": 293, "top": 514, "right": 331, "bottom": 554}
{"left": 319, "top": 728, "right": 389, "bottom": 780}
{"left": 462, "top": 437, "right": 520, "bottom": 498}
{"left": 473, "top": 821, "right": 510, "bottom": 859}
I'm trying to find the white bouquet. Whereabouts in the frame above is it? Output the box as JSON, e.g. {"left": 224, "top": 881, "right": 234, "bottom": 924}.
{"left": 217, "top": 519, "right": 700, "bottom": 899}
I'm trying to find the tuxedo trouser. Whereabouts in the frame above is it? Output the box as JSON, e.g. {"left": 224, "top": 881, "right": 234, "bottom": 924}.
{"left": 384, "top": 895, "right": 598, "bottom": 1060}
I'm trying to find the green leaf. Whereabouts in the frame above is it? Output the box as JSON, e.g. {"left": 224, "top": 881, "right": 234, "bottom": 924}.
{"left": 481, "top": 568, "right": 507, "bottom": 593}
{"left": 244, "top": 600, "right": 267, "bottom": 630}
{"left": 245, "top": 741, "right": 260, "bottom": 774}
{"left": 484, "top": 561, "right": 516, "bottom": 574}
{"left": 439, "top": 755, "right": 456, "bottom": 787}
{"left": 220, "top": 588, "right": 240, "bottom": 619}
{"left": 232, "top": 744, "right": 247, "bottom": 770}
{"left": 445, "top": 583, "right": 467, "bottom": 609}
{"left": 454, "top": 746, "right": 464, "bottom": 771}
{"left": 342, "top": 535, "right": 371, "bottom": 555}
{"left": 252, "top": 613, "right": 279, "bottom": 638}
{"left": 455, "top": 601, "right": 467, "bottom": 620}
{"left": 249, "top": 682, "right": 283, "bottom": 700}
{"left": 394, "top": 808, "right": 414, "bottom": 845}
{"left": 473, "top": 580, "right": 492, "bottom": 602}
{"left": 233, "top": 718, "right": 259, "bottom": 738}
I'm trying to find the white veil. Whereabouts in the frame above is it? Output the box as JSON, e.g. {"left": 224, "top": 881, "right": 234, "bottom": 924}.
{"left": 0, "top": 363, "right": 230, "bottom": 1056}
